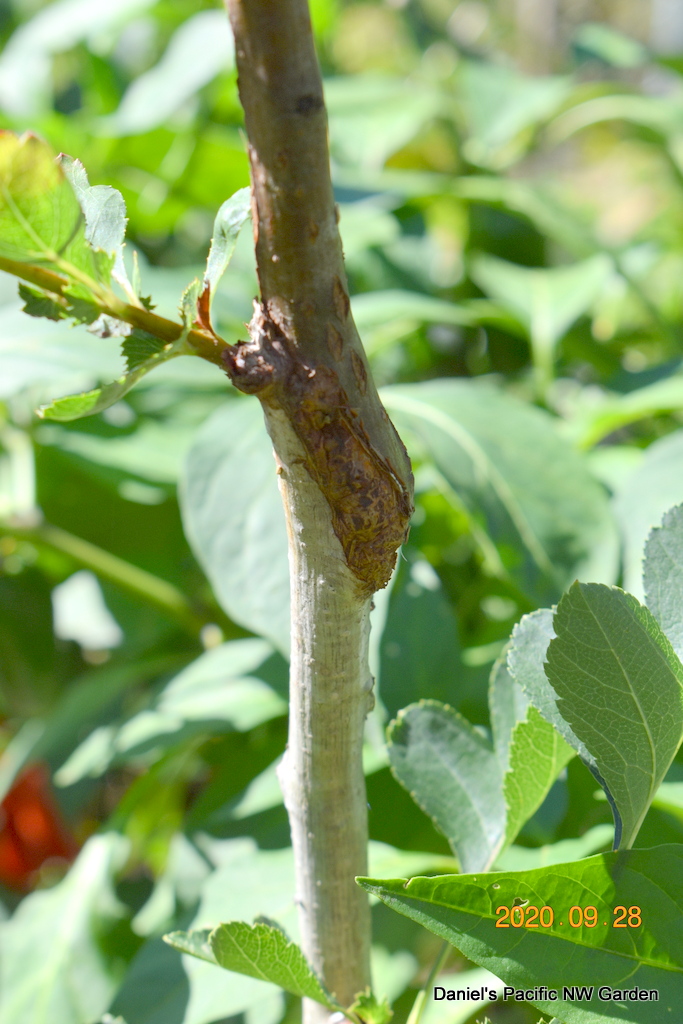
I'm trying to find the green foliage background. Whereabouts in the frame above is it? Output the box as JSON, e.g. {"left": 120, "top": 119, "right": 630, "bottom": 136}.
{"left": 1, "top": 1, "right": 683, "bottom": 1023}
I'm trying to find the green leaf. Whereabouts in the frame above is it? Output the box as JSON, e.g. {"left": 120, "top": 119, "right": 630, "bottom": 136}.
{"left": 508, "top": 608, "right": 594, "bottom": 767}
{"left": 347, "top": 989, "right": 393, "bottom": 1024}
{"left": 387, "top": 700, "right": 506, "bottom": 872}
{"left": 488, "top": 652, "right": 530, "bottom": 771}
{"left": 643, "top": 503, "right": 683, "bottom": 663}
{"left": 38, "top": 328, "right": 188, "bottom": 422}
{"left": 0, "top": 833, "right": 130, "bottom": 1024}
{"left": 54, "top": 639, "right": 287, "bottom": 784}
{"left": 195, "top": 921, "right": 339, "bottom": 1008}
{"left": 358, "top": 844, "right": 683, "bottom": 1024}
{"left": 470, "top": 254, "right": 611, "bottom": 388}
{"left": 0, "top": 131, "right": 82, "bottom": 263}
{"left": 180, "top": 277, "right": 201, "bottom": 329}
{"left": 381, "top": 380, "right": 617, "bottom": 605}
{"left": 502, "top": 706, "right": 574, "bottom": 848}
{"left": 149, "top": 838, "right": 429, "bottom": 1024}
{"left": 102, "top": 10, "right": 235, "bottom": 136}
{"left": 378, "top": 556, "right": 461, "bottom": 720}
{"left": 565, "top": 373, "right": 683, "bottom": 450}
{"left": 546, "top": 582, "right": 683, "bottom": 848}
{"left": 613, "top": 428, "right": 683, "bottom": 598}
{"left": 204, "top": 187, "right": 251, "bottom": 298}
{"left": 59, "top": 156, "right": 127, "bottom": 265}
{"left": 18, "top": 282, "right": 65, "bottom": 320}
{"left": 180, "top": 399, "right": 290, "bottom": 654}
{"left": 121, "top": 329, "right": 167, "bottom": 371}
{"left": 111, "top": 931, "right": 284, "bottom": 1024}
{"left": 495, "top": 823, "right": 613, "bottom": 870}
{"left": 163, "top": 927, "right": 218, "bottom": 966}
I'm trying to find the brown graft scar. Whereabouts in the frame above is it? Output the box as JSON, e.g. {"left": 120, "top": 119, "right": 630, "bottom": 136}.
{"left": 224, "top": 305, "right": 412, "bottom": 592}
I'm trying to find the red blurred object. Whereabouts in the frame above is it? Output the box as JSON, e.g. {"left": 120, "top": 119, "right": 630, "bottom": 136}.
{"left": 0, "top": 764, "right": 79, "bottom": 889}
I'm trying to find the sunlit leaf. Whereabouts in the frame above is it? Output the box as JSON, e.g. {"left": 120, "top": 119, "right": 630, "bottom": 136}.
{"left": 546, "top": 582, "right": 683, "bottom": 848}
{"left": 387, "top": 700, "right": 506, "bottom": 872}
{"left": 180, "top": 399, "right": 290, "bottom": 654}
{"left": 359, "top": 845, "right": 683, "bottom": 1024}
{"left": 0, "top": 833, "right": 130, "bottom": 1024}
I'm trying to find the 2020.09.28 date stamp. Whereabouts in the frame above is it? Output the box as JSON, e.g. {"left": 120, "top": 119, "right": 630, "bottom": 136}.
{"left": 495, "top": 903, "right": 642, "bottom": 929}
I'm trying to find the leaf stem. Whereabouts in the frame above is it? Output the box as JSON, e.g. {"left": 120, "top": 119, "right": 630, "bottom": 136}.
{"left": 405, "top": 942, "right": 450, "bottom": 1024}
{"left": 0, "top": 255, "right": 230, "bottom": 366}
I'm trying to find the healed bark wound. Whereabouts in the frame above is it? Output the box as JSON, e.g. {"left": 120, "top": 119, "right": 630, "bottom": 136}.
{"left": 223, "top": 0, "right": 413, "bottom": 1016}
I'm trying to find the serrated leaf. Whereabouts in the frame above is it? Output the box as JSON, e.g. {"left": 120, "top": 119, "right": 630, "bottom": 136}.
{"left": 546, "top": 582, "right": 683, "bottom": 848}
{"left": 38, "top": 328, "right": 188, "bottom": 421}
{"left": 121, "top": 329, "right": 167, "bottom": 371}
{"left": 387, "top": 700, "right": 506, "bottom": 872}
{"left": 502, "top": 706, "right": 574, "bottom": 849}
{"left": 381, "top": 380, "right": 617, "bottom": 606}
{"left": 166, "top": 921, "right": 340, "bottom": 1009}
{"left": 18, "top": 282, "right": 65, "bottom": 321}
{"left": 358, "top": 845, "right": 683, "bottom": 1024}
{"left": 0, "top": 131, "right": 81, "bottom": 263}
{"left": 643, "top": 503, "right": 683, "bottom": 663}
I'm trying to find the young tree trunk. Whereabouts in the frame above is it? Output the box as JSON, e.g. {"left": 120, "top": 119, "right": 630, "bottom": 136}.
{"left": 222, "top": 1, "right": 414, "bottom": 1020}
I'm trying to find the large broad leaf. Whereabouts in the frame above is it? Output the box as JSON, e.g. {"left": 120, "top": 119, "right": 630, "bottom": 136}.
{"left": 358, "top": 844, "right": 683, "bottom": 1024}
{"left": 613, "top": 428, "right": 683, "bottom": 598}
{"left": 54, "top": 639, "right": 287, "bottom": 784}
{"left": 470, "top": 253, "right": 611, "bottom": 388}
{"left": 0, "top": 833, "right": 129, "bottom": 1024}
{"left": 378, "top": 556, "right": 461, "bottom": 719}
{"left": 545, "top": 582, "right": 683, "bottom": 849}
{"left": 381, "top": 380, "right": 617, "bottom": 605}
{"left": 179, "top": 399, "right": 290, "bottom": 654}
{"left": 387, "top": 700, "right": 506, "bottom": 872}
{"left": 643, "top": 503, "right": 683, "bottom": 663}
{"left": 454, "top": 61, "right": 573, "bottom": 169}
{"left": 167, "top": 921, "right": 339, "bottom": 1009}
